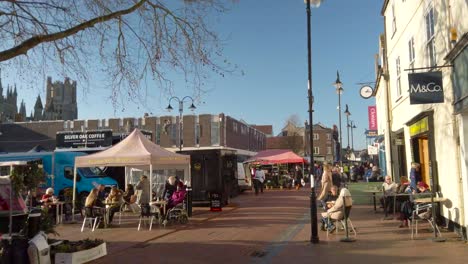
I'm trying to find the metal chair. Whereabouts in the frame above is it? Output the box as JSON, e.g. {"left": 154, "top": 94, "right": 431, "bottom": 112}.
{"left": 138, "top": 204, "right": 162, "bottom": 231}
{"left": 81, "top": 207, "right": 102, "bottom": 232}
{"left": 411, "top": 203, "right": 440, "bottom": 239}
{"left": 326, "top": 206, "right": 356, "bottom": 237}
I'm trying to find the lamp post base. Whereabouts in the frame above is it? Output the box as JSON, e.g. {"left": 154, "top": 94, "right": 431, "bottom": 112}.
{"left": 310, "top": 237, "right": 319, "bottom": 244}
{"left": 431, "top": 237, "right": 446, "bottom": 243}
{"left": 340, "top": 237, "right": 356, "bottom": 243}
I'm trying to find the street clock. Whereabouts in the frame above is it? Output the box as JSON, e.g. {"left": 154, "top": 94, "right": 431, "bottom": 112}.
{"left": 360, "top": 85, "right": 374, "bottom": 99}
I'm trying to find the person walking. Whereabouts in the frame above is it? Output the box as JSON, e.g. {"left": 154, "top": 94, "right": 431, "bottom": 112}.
{"left": 253, "top": 167, "right": 265, "bottom": 195}
{"left": 294, "top": 165, "right": 303, "bottom": 190}
{"left": 317, "top": 164, "right": 333, "bottom": 208}
{"left": 409, "top": 162, "right": 422, "bottom": 191}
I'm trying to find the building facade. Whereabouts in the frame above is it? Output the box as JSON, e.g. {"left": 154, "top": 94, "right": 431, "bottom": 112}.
{"left": 378, "top": 0, "right": 468, "bottom": 238}
{"left": 0, "top": 113, "right": 266, "bottom": 154}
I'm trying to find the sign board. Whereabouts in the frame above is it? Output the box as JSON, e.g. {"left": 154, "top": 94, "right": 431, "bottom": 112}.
{"left": 367, "top": 145, "right": 378, "bottom": 155}
{"left": 409, "top": 117, "right": 429, "bottom": 137}
{"left": 368, "top": 106, "right": 378, "bottom": 130}
{"left": 365, "top": 130, "right": 378, "bottom": 137}
{"left": 210, "top": 192, "right": 222, "bottom": 212}
{"left": 408, "top": 71, "right": 444, "bottom": 104}
{"left": 56, "top": 130, "right": 112, "bottom": 149}
{"left": 395, "top": 138, "right": 404, "bottom": 145}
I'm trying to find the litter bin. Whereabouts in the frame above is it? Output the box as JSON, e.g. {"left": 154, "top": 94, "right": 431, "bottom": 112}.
{"left": 1, "top": 235, "right": 29, "bottom": 264}
{"left": 27, "top": 209, "right": 42, "bottom": 239}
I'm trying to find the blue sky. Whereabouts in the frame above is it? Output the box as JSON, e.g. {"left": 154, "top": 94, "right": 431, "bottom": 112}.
{"left": 0, "top": 0, "right": 383, "bottom": 150}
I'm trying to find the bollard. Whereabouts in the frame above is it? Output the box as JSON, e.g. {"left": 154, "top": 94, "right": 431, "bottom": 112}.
{"left": 186, "top": 187, "right": 193, "bottom": 217}
{"left": 340, "top": 195, "right": 355, "bottom": 242}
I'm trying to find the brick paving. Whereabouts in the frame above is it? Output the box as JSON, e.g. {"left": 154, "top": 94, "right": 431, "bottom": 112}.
{"left": 51, "top": 187, "right": 468, "bottom": 264}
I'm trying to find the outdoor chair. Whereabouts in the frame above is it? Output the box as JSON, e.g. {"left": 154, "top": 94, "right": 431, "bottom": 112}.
{"left": 138, "top": 204, "right": 162, "bottom": 231}
{"left": 326, "top": 206, "right": 357, "bottom": 238}
{"left": 81, "top": 207, "right": 102, "bottom": 232}
{"left": 411, "top": 203, "right": 440, "bottom": 239}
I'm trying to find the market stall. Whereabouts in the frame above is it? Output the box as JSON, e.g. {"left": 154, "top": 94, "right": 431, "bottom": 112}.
{"left": 72, "top": 129, "right": 191, "bottom": 214}
{"left": 244, "top": 149, "right": 307, "bottom": 188}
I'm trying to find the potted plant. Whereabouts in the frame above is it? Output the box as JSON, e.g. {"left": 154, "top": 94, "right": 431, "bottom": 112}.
{"left": 51, "top": 238, "right": 107, "bottom": 264}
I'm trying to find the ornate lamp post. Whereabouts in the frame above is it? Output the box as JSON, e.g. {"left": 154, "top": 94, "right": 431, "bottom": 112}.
{"left": 333, "top": 71, "right": 344, "bottom": 166}
{"left": 344, "top": 104, "right": 351, "bottom": 149}
{"left": 166, "top": 96, "right": 196, "bottom": 151}
{"left": 349, "top": 121, "right": 357, "bottom": 150}
{"left": 304, "top": 0, "right": 322, "bottom": 244}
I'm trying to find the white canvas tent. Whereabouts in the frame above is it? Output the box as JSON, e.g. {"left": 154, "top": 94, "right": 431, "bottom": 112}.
{"left": 72, "top": 128, "right": 190, "bottom": 214}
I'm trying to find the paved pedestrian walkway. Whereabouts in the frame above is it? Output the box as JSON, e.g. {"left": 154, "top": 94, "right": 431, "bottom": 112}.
{"left": 52, "top": 186, "right": 467, "bottom": 263}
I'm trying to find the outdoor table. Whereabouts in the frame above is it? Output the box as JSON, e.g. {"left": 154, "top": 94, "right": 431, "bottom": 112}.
{"left": 150, "top": 200, "right": 167, "bottom": 215}
{"left": 362, "top": 189, "right": 380, "bottom": 212}
{"left": 44, "top": 201, "right": 65, "bottom": 224}
{"left": 413, "top": 196, "right": 448, "bottom": 241}
{"left": 414, "top": 197, "right": 447, "bottom": 204}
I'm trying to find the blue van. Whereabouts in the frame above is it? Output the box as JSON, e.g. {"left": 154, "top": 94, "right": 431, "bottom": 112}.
{"left": 0, "top": 151, "right": 118, "bottom": 202}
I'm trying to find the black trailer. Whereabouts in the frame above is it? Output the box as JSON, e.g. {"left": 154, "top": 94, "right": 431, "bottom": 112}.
{"left": 179, "top": 149, "right": 238, "bottom": 205}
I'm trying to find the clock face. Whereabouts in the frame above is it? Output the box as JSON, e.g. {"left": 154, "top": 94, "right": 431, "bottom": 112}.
{"left": 360, "top": 86, "right": 374, "bottom": 99}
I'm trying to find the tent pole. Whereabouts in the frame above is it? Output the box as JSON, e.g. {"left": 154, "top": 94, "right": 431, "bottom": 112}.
{"left": 72, "top": 166, "right": 77, "bottom": 222}
{"left": 149, "top": 164, "right": 153, "bottom": 201}
{"left": 124, "top": 166, "right": 128, "bottom": 188}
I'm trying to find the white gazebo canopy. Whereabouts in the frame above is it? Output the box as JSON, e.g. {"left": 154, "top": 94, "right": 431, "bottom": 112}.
{"left": 72, "top": 128, "right": 190, "bottom": 212}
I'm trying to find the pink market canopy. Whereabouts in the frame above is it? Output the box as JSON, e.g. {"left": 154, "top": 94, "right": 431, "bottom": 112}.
{"left": 245, "top": 149, "right": 307, "bottom": 165}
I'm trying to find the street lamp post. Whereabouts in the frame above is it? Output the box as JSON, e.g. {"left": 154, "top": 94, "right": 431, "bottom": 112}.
{"left": 344, "top": 104, "right": 351, "bottom": 150}
{"left": 305, "top": 0, "right": 321, "bottom": 244}
{"left": 166, "top": 96, "right": 196, "bottom": 151}
{"left": 333, "top": 71, "right": 344, "bottom": 166}
{"left": 349, "top": 121, "right": 356, "bottom": 150}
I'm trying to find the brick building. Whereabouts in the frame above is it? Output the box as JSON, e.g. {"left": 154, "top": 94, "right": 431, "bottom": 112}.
{"left": 0, "top": 113, "right": 265, "bottom": 154}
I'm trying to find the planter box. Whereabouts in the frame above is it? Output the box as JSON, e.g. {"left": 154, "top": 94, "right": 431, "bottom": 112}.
{"left": 55, "top": 242, "right": 107, "bottom": 264}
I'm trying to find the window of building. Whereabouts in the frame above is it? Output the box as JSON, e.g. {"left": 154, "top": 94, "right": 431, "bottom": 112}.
{"left": 314, "top": 147, "right": 319, "bottom": 154}
{"left": 425, "top": 6, "right": 436, "bottom": 67}
{"left": 233, "top": 122, "right": 238, "bottom": 133}
{"left": 391, "top": 3, "right": 397, "bottom": 36}
{"left": 170, "top": 123, "right": 177, "bottom": 146}
{"left": 327, "top": 146, "right": 332, "bottom": 155}
{"left": 156, "top": 124, "right": 161, "bottom": 145}
{"left": 195, "top": 124, "right": 200, "bottom": 145}
{"left": 327, "top": 133, "right": 331, "bottom": 140}
{"left": 396, "top": 56, "right": 402, "bottom": 97}
{"left": 211, "top": 117, "right": 220, "bottom": 146}
{"left": 408, "top": 37, "right": 415, "bottom": 68}
{"left": 313, "top": 133, "right": 319, "bottom": 140}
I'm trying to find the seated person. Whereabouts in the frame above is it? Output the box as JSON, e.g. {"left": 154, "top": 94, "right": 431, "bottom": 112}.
{"left": 41, "top": 188, "right": 56, "bottom": 204}
{"left": 25, "top": 190, "right": 42, "bottom": 208}
{"left": 106, "top": 186, "right": 123, "bottom": 224}
{"left": 123, "top": 184, "right": 135, "bottom": 203}
{"left": 163, "top": 176, "right": 178, "bottom": 201}
{"left": 380, "top": 175, "right": 397, "bottom": 212}
{"left": 85, "top": 188, "right": 104, "bottom": 208}
{"left": 396, "top": 176, "right": 412, "bottom": 228}
{"left": 41, "top": 188, "right": 58, "bottom": 222}
{"left": 321, "top": 188, "right": 353, "bottom": 232}
{"left": 322, "top": 185, "right": 339, "bottom": 210}
{"left": 167, "top": 182, "right": 187, "bottom": 210}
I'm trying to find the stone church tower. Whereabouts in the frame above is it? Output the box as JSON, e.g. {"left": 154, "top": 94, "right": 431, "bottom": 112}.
{"left": 43, "top": 76, "right": 78, "bottom": 121}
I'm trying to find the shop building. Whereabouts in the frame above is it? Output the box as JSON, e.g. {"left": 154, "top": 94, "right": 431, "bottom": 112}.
{"left": 378, "top": 0, "right": 468, "bottom": 238}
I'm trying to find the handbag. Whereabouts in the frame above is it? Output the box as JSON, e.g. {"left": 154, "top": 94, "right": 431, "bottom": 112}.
{"left": 301, "top": 179, "right": 306, "bottom": 186}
